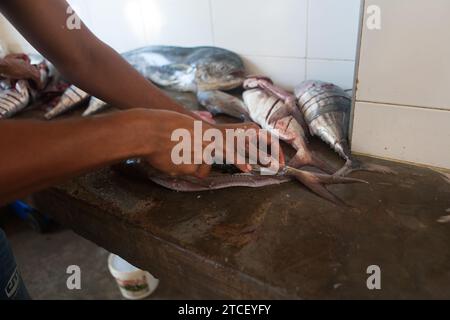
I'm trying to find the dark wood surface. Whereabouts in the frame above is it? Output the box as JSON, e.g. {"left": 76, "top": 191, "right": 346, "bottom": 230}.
{"left": 15, "top": 91, "right": 450, "bottom": 299}
{"left": 32, "top": 156, "right": 450, "bottom": 299}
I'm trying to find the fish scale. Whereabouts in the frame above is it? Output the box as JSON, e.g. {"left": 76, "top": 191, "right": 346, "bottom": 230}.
{"left": 295, "top": 80, "right": 395, "bottom": 176}
{"left": 47, "top": 46, "right": 246, "bottom": 118}
{"left": 0, "top": 80, "right": 30, "bottom": 119}
{"left": 44, "top": 85, "right": 89, "bottom": 120}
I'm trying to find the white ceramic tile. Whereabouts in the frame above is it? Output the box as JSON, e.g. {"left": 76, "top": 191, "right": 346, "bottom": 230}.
{"left": 352, "top": 102, "right": 450, "bottom": 170}
{"left": 0, "top": 14, "right": 38, "bottom": 54}
{"left": 307, "top": 59, "right": 355, "bottom": 89}
{"left": 211, "top": 0, "right": 307, "bottom": 57}
{"left": 140, "top": 0, "right": 213, "bottom": 47}
{"left": 243, "top": 56, "right": 306, "bottom": 91}
{"left": 307, "top": 0, "right": 361, "bottom": 60}
{"left": 357, "top": 0, "right": 450, "bottom": 110}
{"left": 84, "top": 0, "right": 147, "bottom": 53}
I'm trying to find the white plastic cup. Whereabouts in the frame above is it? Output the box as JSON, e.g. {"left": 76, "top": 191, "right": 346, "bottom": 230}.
{"left": 108, "top": 254, "right": 159, "bottom": 300}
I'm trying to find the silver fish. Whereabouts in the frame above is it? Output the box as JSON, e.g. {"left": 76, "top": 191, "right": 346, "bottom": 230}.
{"left": 197, "top": 90, "right": 251, "bottom": 122}
{"left": 116, "top": 159, "right": 364, "bottom": 206}
{"left": 197, "top": 88, "right": 365, "bottom": 204}
{"left": 295, "top": 80, "right": 394, "bottom": 176}
{"left": 0, "top": 80, "right": 30, "bottom": 119}
{"left": 114, "top": 159, "right": 290, "bottom": 191}
{"left": 243, "top": 89, "right": 334, "bottom": 172}
{"left": 0, "top": 78, "right": 12, "bottom": 90}
{"left": 54, "top": 46, "right": 245, "bottom": 117}
{"left": 243, "top": 89, "right": 367, "bottom": 204}
{"left": 44, "top": 85, "right": 89, "bottom": 120}
{"left": 122, "top": 46, "right": 245, "bottom": 92}
{"left": 28, "top": 54, "right": 61, "bottom": 87}
{"left": 82, "top": 97, "right": 108, "bottom": 117}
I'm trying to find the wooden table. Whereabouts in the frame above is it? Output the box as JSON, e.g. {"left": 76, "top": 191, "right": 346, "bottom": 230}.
{"left": 17, "top": 91, "right": 450, "bottom": 299}
{"left": 32, "top": 156, "right": 450, "bottom": 299}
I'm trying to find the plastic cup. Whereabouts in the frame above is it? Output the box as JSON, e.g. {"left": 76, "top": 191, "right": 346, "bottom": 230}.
{"left": 108, "top": 254, "right": 159, "bottom": 300}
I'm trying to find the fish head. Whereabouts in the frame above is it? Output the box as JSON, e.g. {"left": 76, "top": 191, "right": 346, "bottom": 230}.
{"left": 309, "top": 112, "right": 351, "bottom": 160}
{"left": 195, "top": 56, "right": 245, "bottom": 91}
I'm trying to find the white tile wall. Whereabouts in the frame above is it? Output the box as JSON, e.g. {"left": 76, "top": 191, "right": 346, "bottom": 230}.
{"left": 352, "top": 102, "right": 450, "bottom": 169}
{"left": 243, "top": 56, "right": 306, "bottom": 91}
{"left": 0, "top": 0, "right": 362, "bottom": 90}
{"left": 211, "top": 0, "right": 308, "bottom": 58}
{"left": 307, "top": 0, "right": 361, "bottom": 60}
{"left": 357, "top": 0, "right": 450, "bottom": 110}
{"left": 307, "top": 59, "right": 355, "bottom": 89}
{"left": 352, "top": 0, "right": 450, "bottom": 170}
{"left": 0, "top": 15, "right": 38, "bottom": 54}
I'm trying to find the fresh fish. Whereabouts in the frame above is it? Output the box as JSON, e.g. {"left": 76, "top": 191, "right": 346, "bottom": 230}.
{"left": 114, "top": 160, "right": 290, "bottom": 191}
{"left": 116, "top": 159, "right": 365, "bottom": 206}
{"left": 44, "top": 85, "right": 89, "bottom": 120}
{"left": 197, "top": 90, "right": 251, "bottom": 122}
{"left": 50, "top": 46, "right": 245, "bottom": 117}
{"left": 243, "top": 88, "right": 368, "bottom": 204}
{"left": 0, "top": 78, "right": 12, "bottom": 90}
{"left": 295, "top": 80, "right": 395, "bottom": 176}
{"left": 122, "top": 46, "right": 245, "bottom": 92}
{"left": 28, "top": 54, "right": 61, "bottom": 86}
{"left": 197, "top": 88, "right": 366, "bottom": 204}
{"left": 82, "top": 97, "right": 108, "bottom": 117}
{"left": 243, "top": 89, "right": 334, "bottom": 173}
{"left": 0, "top": 80, "right": 30, "bottom": 119}
{"left": 243, "top": 76, "right": 307, "bottom": 130}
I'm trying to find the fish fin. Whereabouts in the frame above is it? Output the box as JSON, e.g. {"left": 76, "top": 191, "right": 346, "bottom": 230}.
{"left": 193, "top": 111, "right": 216, "bottom": 124}
{"left": 288, "top": 151, "right": 336, "bottom": 175}
{"left": 82, "top": 98, "right": 108, "bottom": 117}
{"left": 150, "top": 64, "right": 196, "bottom": 91}
{"left": 334, "top": 159, "right": 397, "bottom": 177}
{"left": 244, "top": 76, "right": 296, "bottom": 106}
{"left": 197, "top": 90, "right": 251, "bottom": 121}
{"left": 285, "top": 167, "right": 368, "bottom": 206}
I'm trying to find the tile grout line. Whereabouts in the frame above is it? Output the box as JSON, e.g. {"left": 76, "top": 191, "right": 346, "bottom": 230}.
{"left": 242, "top": 53, "right": 355, "bottom": 63}
{"left": 305, "top": 0, "right": 310, "bottom": 81}
{"left": 208, "top": 0, "right": 216, "bottom": 46}
{"left": 356, "top": 100, "right": 450, "bottom": 112}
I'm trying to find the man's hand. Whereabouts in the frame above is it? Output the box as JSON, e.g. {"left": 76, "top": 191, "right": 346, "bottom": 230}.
{"left": 0, "top": 55, "right": 42, "bottom": 88}
{"left": 132, "top": 109, "right": 284, "bottom": 178}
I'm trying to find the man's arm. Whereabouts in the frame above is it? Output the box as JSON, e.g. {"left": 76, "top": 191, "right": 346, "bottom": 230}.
{"left": 0, "top": 109, "right": 217, "bottom": 206}
{"left": 0, "top": 0, "right": 189, "bottom": 115}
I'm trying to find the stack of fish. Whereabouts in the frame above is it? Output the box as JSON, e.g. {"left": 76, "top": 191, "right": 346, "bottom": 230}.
{"left": 0, "top": 80, "right": 30, "bottom": 119}
{"left": 0, "top": 55, "right": 51, "bottom": 119}
{"left": 43, "top": 45, "right": 246, "bottom": 119}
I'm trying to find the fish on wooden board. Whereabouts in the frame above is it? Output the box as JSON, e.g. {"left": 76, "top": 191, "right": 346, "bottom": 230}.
{"left": 197, "top": 90, "right": 252, "bottom": 122}
{"left": 0, "top": 80, "right": 30, "bottom": 119}
{"left": 243, "top": 88, "right": 334, "bottom": 173}
{"left": 115, "top": 160, "right": 291, "bottom": 192}
{"left": 44, "top": 85, "right": 89, "bottom": 120}
{"left": 82, "top": 97, "right": 108, "bottom": 117}
{"left": 54, "top": 45, "right": 245, "bottom": 117}
{"left": 295, "top": 80, "right": 395, "bottom": 176}
{"left": 196, "top": 89, "right": 366, "bottom": 204}
{"left": 123, "top": 46, "right": 246, "bottom": 92}
{"left": 114, "top": 159, "right": 365, "bottom": 206}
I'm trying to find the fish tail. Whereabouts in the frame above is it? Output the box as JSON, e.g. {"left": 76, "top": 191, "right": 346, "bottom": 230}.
{"left": 82, "top": 98, "right": 108, "bottom": 117}
{"left": 334, "top": 159, "right": 397, "bottom": 177}
{"left": 288, "top": 150, "right": 336, "bottom": 175}
{"left": 285, "top": 167, "right": 368, "bottom": 206}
